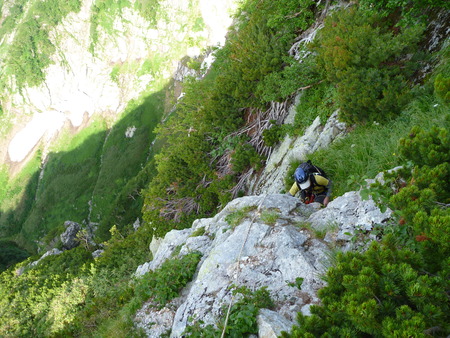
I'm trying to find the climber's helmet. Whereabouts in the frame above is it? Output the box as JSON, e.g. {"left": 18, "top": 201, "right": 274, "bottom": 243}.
{"left": 294, "top": 168, "right": 311, "bottom": 190}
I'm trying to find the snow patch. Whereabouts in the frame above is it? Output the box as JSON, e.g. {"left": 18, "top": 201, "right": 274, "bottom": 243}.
{"left": 200, "top": 0, "right": 237, "bottom": 46}
{"left": 8, "top": 111, "right": 66, "bottom": 162}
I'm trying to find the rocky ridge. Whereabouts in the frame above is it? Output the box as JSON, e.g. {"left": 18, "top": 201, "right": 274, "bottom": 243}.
{"left": 133, "top": 111, "right": 391, "bottom": 337}
{"left": 134, "top": 192, "right": 391, "bottom": 337}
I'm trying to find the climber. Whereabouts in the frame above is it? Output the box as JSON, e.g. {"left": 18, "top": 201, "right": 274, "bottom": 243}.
{"left": 287, "top": 161, "right": 332, "bottom": 207}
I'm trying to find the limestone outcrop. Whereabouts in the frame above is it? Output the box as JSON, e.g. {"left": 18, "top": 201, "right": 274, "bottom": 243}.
{"left": 247, "top": 108, "right": 346, "bottom": 195}
{"left": 134, "top": 190, "right": 390, "bottom": 336}
{"left": 60, "top": 221, "right": 82, "bottom": 250}
{"left": 132, "top": 107, "right": 390, "bottom": 336}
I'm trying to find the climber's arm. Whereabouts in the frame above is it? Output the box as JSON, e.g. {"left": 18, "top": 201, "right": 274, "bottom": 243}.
{"left": 288, "top": 182, "right": 299, "bottom": 196}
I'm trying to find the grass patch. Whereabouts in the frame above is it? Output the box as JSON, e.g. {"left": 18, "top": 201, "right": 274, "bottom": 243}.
{"left": 260, "top": 209, "right": 279, "bottom": 226}
{"left": 0, "top": 155, "right": 41, "bottom": 245}
{"left": 296, "top": 221, "right": 338, "bottom": 240}
{"left": 225, "top": 206, "right": 257, "bottom": 229}
{"left": 190, "top": 226, "right": 206, "bottom": 237}
{"left": 90, "top": 89, "right": 165, "bottom": 239}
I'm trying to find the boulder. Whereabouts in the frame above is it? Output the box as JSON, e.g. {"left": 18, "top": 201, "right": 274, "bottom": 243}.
{"left": 308, "top": 191, "right": 392, "bottom": 251}
{"left": 60, "top": 221, "right": 82, "bottom": 250}
{"left": 133, "top": 218, "right": 141, "bottom": 231}
{"left": 257, "top": 309, "right": 295, "bottom": 338}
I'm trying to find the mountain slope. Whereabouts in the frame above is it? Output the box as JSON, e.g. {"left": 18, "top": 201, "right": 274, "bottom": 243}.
{"left": 0, "top": 0, "right": 237, "bottom": 252}
{"left": 0, "top": 0, "right": 448, "bottom": 336}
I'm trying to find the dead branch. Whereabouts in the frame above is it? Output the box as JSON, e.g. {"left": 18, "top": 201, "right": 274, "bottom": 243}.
{"left": 158, "top": 197, "right": 200, "bottom": 222}
{"left": 298, "top": 80, "right": 324, "bottom": 91}
{"left": 229, "top": 168, "right": 254, "bottom": 199}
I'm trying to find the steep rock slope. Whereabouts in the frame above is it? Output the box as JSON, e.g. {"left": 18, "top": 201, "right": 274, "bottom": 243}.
{"left": 134, "top": 191, "right": 391, "bottom": 336}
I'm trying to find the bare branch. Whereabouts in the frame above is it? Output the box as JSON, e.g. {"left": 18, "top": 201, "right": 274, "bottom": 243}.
{"left": 229, "top": 169, "right": 254, "bottom": 199}
{"left": 157, "top": 197, "right": 200, "bottom": 222}
{"left": 298, "top": 80, "right": 324, "bottom": 91}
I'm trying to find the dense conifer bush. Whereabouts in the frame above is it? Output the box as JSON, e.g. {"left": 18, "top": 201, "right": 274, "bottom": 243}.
{"left": 313, "top": 6, "right": 424, "bottom": 124}
{"left": 358, "top": 0, "right": 450, "bottom": 23}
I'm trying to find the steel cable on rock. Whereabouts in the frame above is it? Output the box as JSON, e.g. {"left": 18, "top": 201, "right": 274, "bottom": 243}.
{"left": 220, "top": 194, "right": 269, "bottom": 338}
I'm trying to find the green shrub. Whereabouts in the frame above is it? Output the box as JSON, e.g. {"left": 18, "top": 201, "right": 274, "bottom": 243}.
{"left": 134, "top": 251, "right": 202, "bottom": 307}
{"left": 434, "top": 73, "right": 450, "bottom": 104}
{"left": 231, "top": 142, "right": 263, "bottom": 172}
{"left": 313, "top": 6, "right": 424, "bottom": 124}
{"left": 190, "top": 227, "right": 206, "bottom": 237}
{"left": 256, "top": 54, "right": 319, "bottom": 103}
{"left": 134, "top": 0, "right": 160, "bottom": 27}
{"left": 283, "top": 240, "right": 449, "bottom": 337}
{"left": 260, "top": 210, "right": 279, "bottom": 225}
{"left": 294, "top": 83, "right": 336, "bottom": 133}
{"left": 225, "top": 208, "right": 250, "bottom": 229}
{"left": 262, "top": 121, "right": 286, "bottom": 147}
{"left": 358, "top": 0, "right": 450, "bottom": 24}
{"left": 0, "top": 241, "right": 29, "bottom": 272}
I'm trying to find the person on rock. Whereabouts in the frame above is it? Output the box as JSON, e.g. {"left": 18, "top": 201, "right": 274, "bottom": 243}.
{"left": 287, "top": 161, "right": 332, "bottom": 207}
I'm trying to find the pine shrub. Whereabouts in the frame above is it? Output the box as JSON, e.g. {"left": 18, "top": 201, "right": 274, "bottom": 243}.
{"left": 313, "top": 6, "right": 424, "bottom": 124}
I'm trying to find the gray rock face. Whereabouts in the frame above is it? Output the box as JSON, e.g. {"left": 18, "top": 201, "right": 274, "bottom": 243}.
{"left": 135, "top": 228, "right": 193, "bottom": 277}
{"left": 257, "top": 309, "right": 295, "bottom": 338}
{"left": 135, "top": 189, "right": 391, "bottom": 337}
{"left": 60, "top": 221, "right": 82, "bottom": 250}
{"left": 308, "top": 191, "right": 392, "bottom": 251}
{"left": 248, "top": 110, "right": 346, "bottom": 195}
{"left": 136, "top": 194, "right": 330, "bottom": 337}
{"left": 29, "top": 248, "right": 63, "bottom": 269}
{"left": 135, "top": 302, "right": 178, "bottom": 337}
